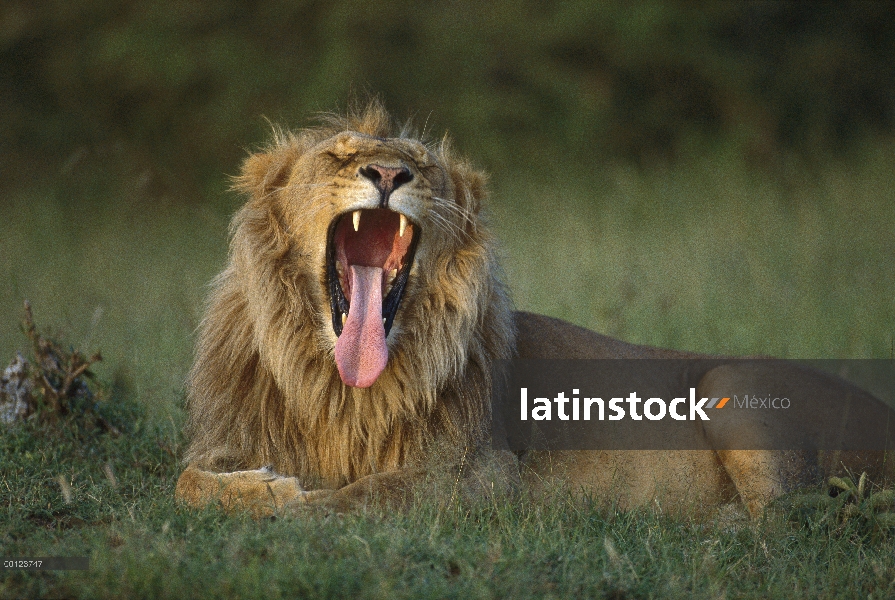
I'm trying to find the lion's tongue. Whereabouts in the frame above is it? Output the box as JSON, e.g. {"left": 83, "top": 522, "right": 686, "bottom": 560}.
{"left": 335, "top": 265, "right": 388, "bottom": 388}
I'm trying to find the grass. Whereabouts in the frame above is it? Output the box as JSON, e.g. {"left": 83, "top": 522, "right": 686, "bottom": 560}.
{"left": 3, "top": 407, "right": 895, "bottom": 599}
{"left": 2, "top": 143, "right": 895, "bottom": 598}
{"left": 0, "top": 171, "right": 230, "bottom": 425}
{"left": 493, "top": 145, "right": 895, "bottom": 358}
{"left": 3, "top": 415, "right": 895, "bottom": 598}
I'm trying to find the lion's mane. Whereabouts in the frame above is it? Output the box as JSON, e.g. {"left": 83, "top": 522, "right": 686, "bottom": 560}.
{"left": 182, "top": 104, "right": 515, "bottom": 489}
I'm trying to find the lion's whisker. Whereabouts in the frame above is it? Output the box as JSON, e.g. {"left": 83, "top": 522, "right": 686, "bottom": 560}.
{"left": 430, "top": 197, "right": 466, "bottom": 215}
{"left": 428, "top": 211, "right": 465, "bottom": 244}
{"left": 431, "top": 196, "right": 475, "bottom": 226}
{"left": 431, "top": 206, "right": 465, "bottom": 229}
{"left": 426, "top": 213, "right": 455, "bottom": 239}
{"left": 431, "top": 197, "right": 477, "bottom": 238}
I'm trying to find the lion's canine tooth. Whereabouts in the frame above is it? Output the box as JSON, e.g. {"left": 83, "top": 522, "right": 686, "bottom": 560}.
{"left": 388, "top": 268, "right": 397, "bottom": 281}
{"left": 341, "top": 313, "right": 347, "bottom": 327}
{"left": 353, "top": 210, "right": 361, "bottom": 232}
{"left": 399, "top": 214, "right": 408, "bottom": 237}
{"left": 383, "top": 318, "right": 387, "bottom": 325}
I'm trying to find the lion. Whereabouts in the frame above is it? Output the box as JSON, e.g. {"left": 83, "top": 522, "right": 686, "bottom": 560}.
{"left": 175, "top": 102, "right": 894, "bottom": 518}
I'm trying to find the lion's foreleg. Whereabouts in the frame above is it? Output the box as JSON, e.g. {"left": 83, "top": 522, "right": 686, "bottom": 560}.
{"left": 175, "top": 465, "right": 306, "bottom": 517}
{"left": 285, "top": 468, "right": 429, "bottom": 514}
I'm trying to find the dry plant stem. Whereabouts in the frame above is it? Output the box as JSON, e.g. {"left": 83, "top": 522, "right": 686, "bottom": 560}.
{"left": 20, "top": 299, "right": 102, "bottom": 421}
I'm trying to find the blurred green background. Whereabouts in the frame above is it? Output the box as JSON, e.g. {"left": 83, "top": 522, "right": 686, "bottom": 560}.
{"left": 2, "top": 1, "right": 894, "bottom": 423}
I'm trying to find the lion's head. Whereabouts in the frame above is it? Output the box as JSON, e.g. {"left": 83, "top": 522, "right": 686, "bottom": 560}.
{"left": 183, "top": 102, "right": 515, "bottom": 487}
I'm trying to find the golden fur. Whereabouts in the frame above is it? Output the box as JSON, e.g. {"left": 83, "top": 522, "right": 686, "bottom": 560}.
{"left": 176, "top": 102, "right": 894, "bottom": 518}
{"left": 179, "top": 102, "right": 513, "bottom": 496}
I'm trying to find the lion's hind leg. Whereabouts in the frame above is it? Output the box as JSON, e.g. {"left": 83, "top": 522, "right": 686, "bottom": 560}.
{"left": 713, "top": 449, "right": 820, "bottom": 517}
{"left": 175, "top": 465, "right": 306, "bottom": 517}
{"left": 699, "top": 365, "right": 825, "bottom": 517}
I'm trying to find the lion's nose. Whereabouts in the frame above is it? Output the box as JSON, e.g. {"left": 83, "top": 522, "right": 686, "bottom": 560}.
{"left": 358, "top": 164, "right": 413, "bottom": 207}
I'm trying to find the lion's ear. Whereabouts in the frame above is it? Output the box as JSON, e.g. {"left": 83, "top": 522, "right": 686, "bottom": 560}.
{"left": 233, "top": 138, "right": 302, "bottom": 201}
{"left": 448, "top": 161, "right": 488, "bottom": 215}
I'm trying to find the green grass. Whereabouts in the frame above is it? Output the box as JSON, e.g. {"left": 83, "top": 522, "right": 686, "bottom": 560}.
{"left": 3, "top": 414, "right": 895, "bottom": 599}
{"left": 493, "top": 146, "right": 895, "bottom": 358}
{"left": 3, "top": 417, "right": 895, "bottom": 598}
{"left": 2, "top": 144, "right": 895, "bottom": 598}
{"left": 0, "top": 175, "right": 230, "bottom": 424}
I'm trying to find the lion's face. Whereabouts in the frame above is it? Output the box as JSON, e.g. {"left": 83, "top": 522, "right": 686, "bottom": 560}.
{"left": 275, "top": 131, "right": 462, "bottom": 388}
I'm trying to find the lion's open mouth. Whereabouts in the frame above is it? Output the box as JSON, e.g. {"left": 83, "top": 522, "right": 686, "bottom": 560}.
{"left": 326, "top": 208, "right": 418, "bottom": 388}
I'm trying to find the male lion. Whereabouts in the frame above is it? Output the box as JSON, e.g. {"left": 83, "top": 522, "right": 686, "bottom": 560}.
{"left": 176, "top": 103, "right": 894, "bottom": 518}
